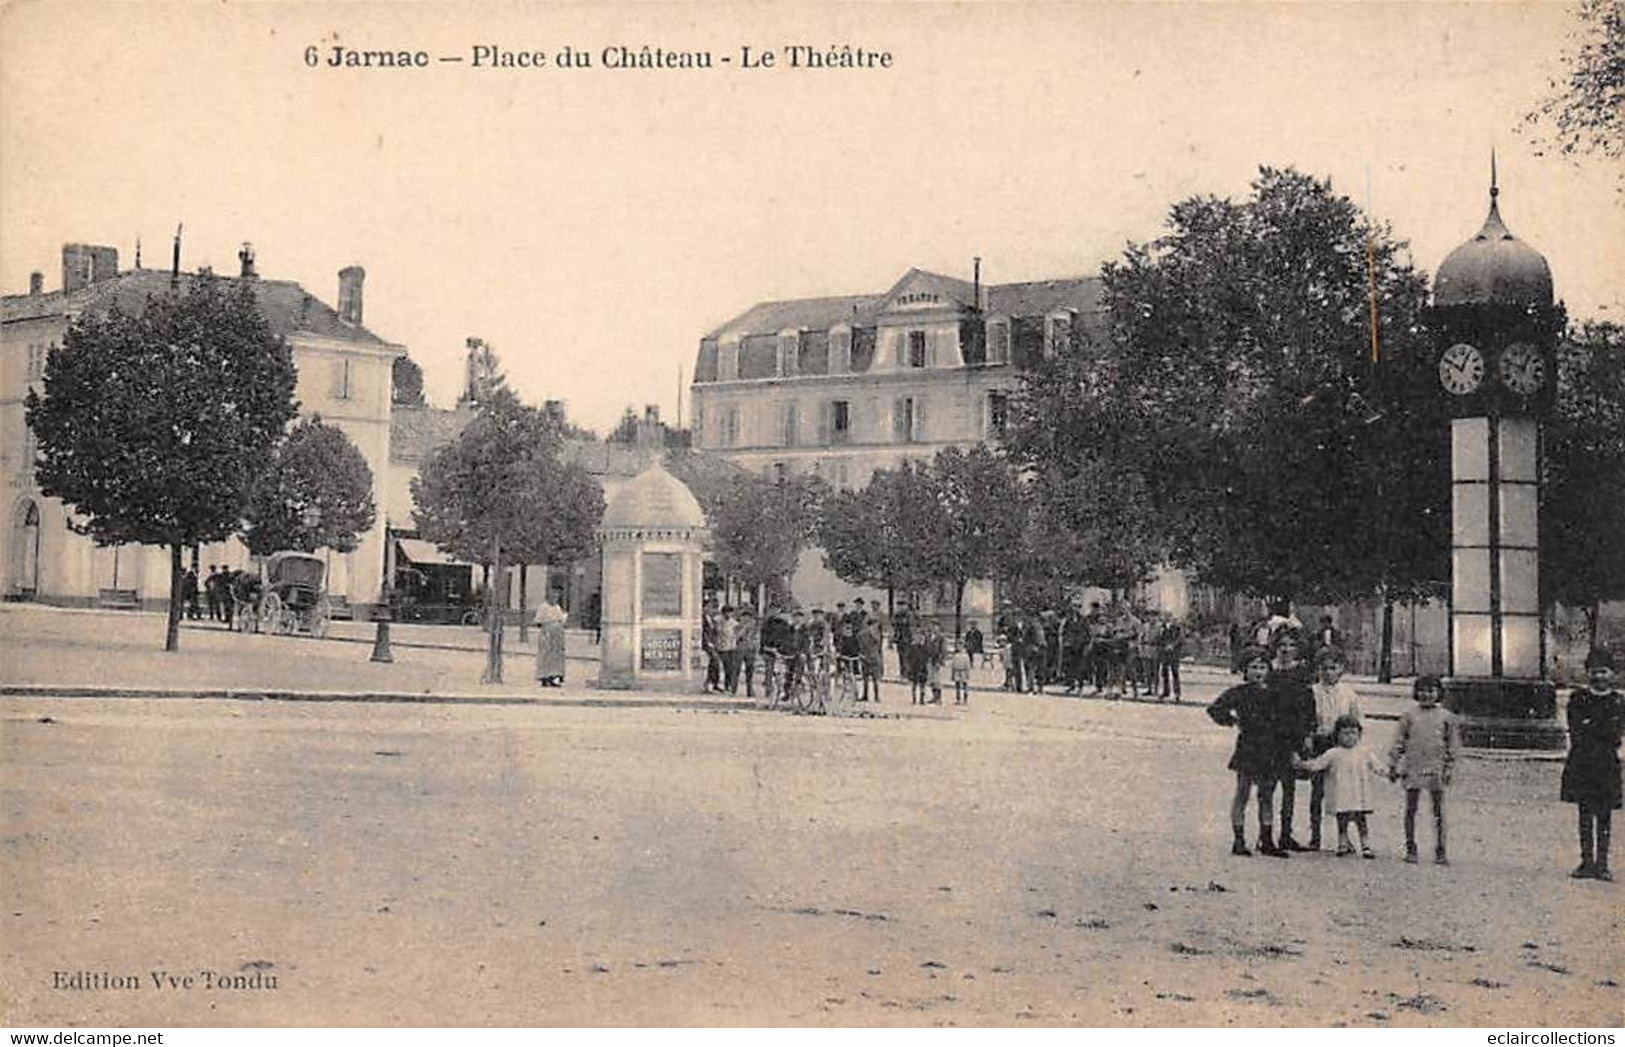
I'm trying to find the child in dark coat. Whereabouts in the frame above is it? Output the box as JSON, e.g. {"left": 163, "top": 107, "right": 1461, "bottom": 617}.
{"left": 1563, "top": 648, "right": 1623, "bottom": 881}
{"left": 1208, "top": 646, "right": 1297, "bottom": 857}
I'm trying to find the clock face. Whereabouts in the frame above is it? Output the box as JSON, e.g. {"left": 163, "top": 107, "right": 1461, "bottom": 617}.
{"left": 1499, "top": 342, "right": 1546, "bottom": 395}
{"left": 1438, "top": 342, "right": 1485, "bottom": 395}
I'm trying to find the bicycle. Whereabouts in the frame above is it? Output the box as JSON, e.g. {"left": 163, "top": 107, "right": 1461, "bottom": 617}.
{"left": 760, "top": 647, "right": 787, "bottom": 706}
{"left": 835, "top": 654, "right": 863, "bottom": 706}
{"left": 785, "top": 651, "right": 830, "bottom": 714}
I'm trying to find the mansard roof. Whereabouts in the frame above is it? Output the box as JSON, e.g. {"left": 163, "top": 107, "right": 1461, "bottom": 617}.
{"left": 2, "top": 269, "right": 392, "bottom": 348}
{"left": 702, "top": 269, "right": 1103, "bottom": 343}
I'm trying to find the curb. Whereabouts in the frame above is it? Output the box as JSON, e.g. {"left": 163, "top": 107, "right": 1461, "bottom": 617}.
{"left": 0, "top": 684, "right": 768, "bottom": 712}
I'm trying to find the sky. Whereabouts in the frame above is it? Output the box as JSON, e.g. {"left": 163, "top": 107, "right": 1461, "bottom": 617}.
{"left": 3, "top": 2, "right": 1621, "bottom": 433}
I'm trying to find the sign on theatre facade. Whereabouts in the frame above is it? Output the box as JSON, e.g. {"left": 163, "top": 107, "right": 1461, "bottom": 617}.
{"left": 596, "top": 463, "right": 708, "bottom": 689}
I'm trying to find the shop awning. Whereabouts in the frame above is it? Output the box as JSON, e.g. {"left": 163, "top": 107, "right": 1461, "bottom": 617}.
{"left": 395, "top": 537, "right": 470, "bottom": 567}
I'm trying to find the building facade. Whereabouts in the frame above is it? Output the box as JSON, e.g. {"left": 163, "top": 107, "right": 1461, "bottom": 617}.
{"left": 689, "top": 266, "right": 1107, "bottom": 611}
{"left": 1, "top": 243, "right": 403, "bottom": 612}
{"left": 689, "top": 267, "right": 1102, "bottom": 488}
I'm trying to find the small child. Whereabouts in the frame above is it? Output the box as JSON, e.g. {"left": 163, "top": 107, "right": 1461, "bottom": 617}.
{"left": 1294, "top": 714, "right": 1385, "bottom": 858}
{"left": 949, "top": 642, "right": 972, "bottom": 705}
{"left": 1389, "top": 674, "right": 1460, "bottom": 865}
{"left": 1561, "top": 648, "right": 1623, "bottom": 881}
{"left": 1207, "top": 646, "right": 1294, "bottom": 858}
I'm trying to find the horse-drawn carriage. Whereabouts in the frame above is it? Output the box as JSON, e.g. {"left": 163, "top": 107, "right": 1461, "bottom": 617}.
{"left": 230, "top": 551, "right": 332, "bottom": 637}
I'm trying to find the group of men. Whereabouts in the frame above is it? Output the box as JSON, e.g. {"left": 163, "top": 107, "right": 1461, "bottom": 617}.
{"left": 178, "top": 564, "right": 248, "bottom": 626}
{"left": 701, "top": 597, "right": 891, "bottom": 702}
{"left": 995, "top": 602, "right": 1186, "bottom": 701}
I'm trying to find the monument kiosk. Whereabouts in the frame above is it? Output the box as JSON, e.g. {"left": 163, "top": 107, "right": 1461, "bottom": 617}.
{"left": 596, "top": 462, "right": 708, "bottom": 690}
{"left": 1429, "top": 167, "right": 1566, "bottom": 749}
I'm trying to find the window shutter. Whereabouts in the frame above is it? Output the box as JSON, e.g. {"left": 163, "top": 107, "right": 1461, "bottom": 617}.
{"left": 927, "top": 332, "right": 938, "bottom": 368}
{"left": 892, "top": 398, "right": 905, "bottom": 441}
{"left": 914, "top": 397, "right": 927, "bottom": 441}
{"left": 817, "top": 402, "right": 831, "bottom": 445}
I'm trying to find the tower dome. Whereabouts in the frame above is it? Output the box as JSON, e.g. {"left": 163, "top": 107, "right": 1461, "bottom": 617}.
{"left": 1434, "top": 169, "right": 1552, "bottom": 308}
{"left": 601, "top": 461, "right": 706, "bottom": 532}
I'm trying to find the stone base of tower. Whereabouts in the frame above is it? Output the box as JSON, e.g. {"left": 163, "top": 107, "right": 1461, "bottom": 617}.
{"left": 1442, "top": 677, "right": 1567, "bottom": 750}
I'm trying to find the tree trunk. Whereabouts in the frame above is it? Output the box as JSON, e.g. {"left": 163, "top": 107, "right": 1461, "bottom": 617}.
{"left": 483, "top": 536, "right": 504, "bottom": 684}
{"left": 165, "top": 542, "right": 183, "bottom": 652}
{"left": 1378, "top": 593, "right": 1395, "bottom": 683}
{"left": 518, "top": 563, "right": 529, "bottom": 644}
{"left": 954, "top": 578, "right": 965, "bottom": 641}
{"left": 1588, "top": 602, "right": 1600, "bottom": 648}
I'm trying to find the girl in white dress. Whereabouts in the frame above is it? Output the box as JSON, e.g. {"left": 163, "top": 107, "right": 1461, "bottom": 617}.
{"left": 1295, "top": 715, "right": 1386, "bottom": 858}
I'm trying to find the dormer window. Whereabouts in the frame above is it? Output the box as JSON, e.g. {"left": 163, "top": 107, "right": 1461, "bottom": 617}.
{"left": 718, "top": 340, "right": 740, "bottom": 381}
{"left": 907, "top": 330, "right": 928, "bottom": 368}
{"left": 829, "top": 326, "right": 852, "bottom": 374}
{"left": 986, "top": 319, "right": 1010, "bottom": 365}
{"left": 778, "top": 331, "right": 801, "bottom": 377}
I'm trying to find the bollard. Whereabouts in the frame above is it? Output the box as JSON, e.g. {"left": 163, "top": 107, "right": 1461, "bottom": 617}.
{"left": 369, "top": 600, "right": 394, "bottom": 664}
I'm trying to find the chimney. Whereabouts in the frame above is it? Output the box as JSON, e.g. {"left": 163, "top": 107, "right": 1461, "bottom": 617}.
{"left": 543, "top": 400, "right": 566, "bottom": 425}
{"left": 29, "top": 272, "right": 43, "bottom": 296}
{"left": 973, "top": 256, "right": 982, "bottom": 311}
{"left": 337, "top": 265, "right": 365, "bottom": 325}
{"left": 62, "top": 244, "right": 119, "bottom": 294}
{"left": 238, "top": 242, "right": 257, "bottom": 279}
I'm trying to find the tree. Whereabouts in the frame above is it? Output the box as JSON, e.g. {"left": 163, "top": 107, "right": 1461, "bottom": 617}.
{"left": 240, "top": 416, "right": 376, "bottom": 556}
{"left": 608, "top": 407, "right": 642, "bottom": 444}
{"left": 392, "top": 355, "right": 426, "bottom": 406}
{"left": 411, "top": 391, "right": 599, "bottom": 682}
{"left": 25, "top": 276, "right": 298, "bottom": 651}
{"left": 1525, "top": 0, "right": 1625, "bottom": 190}
{"left": 502, "top": 449, "right": 605, "bottom": 643}
{"left": 706, "top": 472, "right": 825, "bottom": 608}
{"left": 1012, "top": 168, "right": 1441, "bottom": 622}
{"left": 1544, "top": 320, "right": 1625, "bottom": 644}
{"left": 925, "top": 445, "right": 1026, "bottom": 637}
{"left": 819, "top": 460, "right": 943, "bottom": 616}
{"left": 1005, "top": 357, "right": 1168, "bottom": 596}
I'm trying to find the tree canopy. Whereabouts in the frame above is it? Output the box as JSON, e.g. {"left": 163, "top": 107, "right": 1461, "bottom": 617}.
{"left": 1009, "top": 166, "right": 1444, "bottom": 606}
{"left": 1544, "top": 320, "right": 1625, "bottom": 641}
{"left": 1526, "top": 0, "right": 1625, "bottom": 190}
{"left": 819, "top": 446, "right": 1024, "bottom": 630}
{"left": 26, "top": 275, "right": 298, "bottom": 650}
{"left": 240, "top": 416, "right": 376, "bottom": 556}
{"left": 392, "top": 355, "right": 426, "bottom": 406}
{"left": 819, "top": 460, "right": 939, "bottom": 607}
{"left": 706, "top": 471, "right": 825, "bottom": 607}
{"left": 411, "top": 390, "right": 604, "bottom": 681}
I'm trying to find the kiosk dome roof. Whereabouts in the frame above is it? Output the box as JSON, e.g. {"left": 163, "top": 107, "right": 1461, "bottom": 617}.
{"left": 601, "top": 462, "right": 706, "bottom": 530}
{"left": 1435, "top": 181, "right": 1552, "bottom": 308}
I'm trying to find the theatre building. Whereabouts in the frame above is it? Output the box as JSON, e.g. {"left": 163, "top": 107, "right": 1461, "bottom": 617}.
{"left": 1, "top": 243, "right": 403, "bottom": 613}
{"left": 688, "top": 265, "right": 1105, "bottom": 609}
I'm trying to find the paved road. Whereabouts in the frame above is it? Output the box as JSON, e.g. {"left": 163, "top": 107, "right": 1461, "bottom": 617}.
{"left": 1, "top": 688, "right": 1616, "bottom": 1026}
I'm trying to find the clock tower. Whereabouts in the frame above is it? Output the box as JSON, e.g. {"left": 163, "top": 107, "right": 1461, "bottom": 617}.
{"left": 1428, "top": 162, "right": 1565, "bottom": 748}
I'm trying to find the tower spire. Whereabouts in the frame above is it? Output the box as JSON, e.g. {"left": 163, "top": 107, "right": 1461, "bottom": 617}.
{"left": 1490, "top": 148, "right": 1499, "bottom": 200}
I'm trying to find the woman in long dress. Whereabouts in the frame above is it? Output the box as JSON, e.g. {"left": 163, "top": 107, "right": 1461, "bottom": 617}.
{"left": 534, "top": 602, "right": 568, "bottom": 687}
